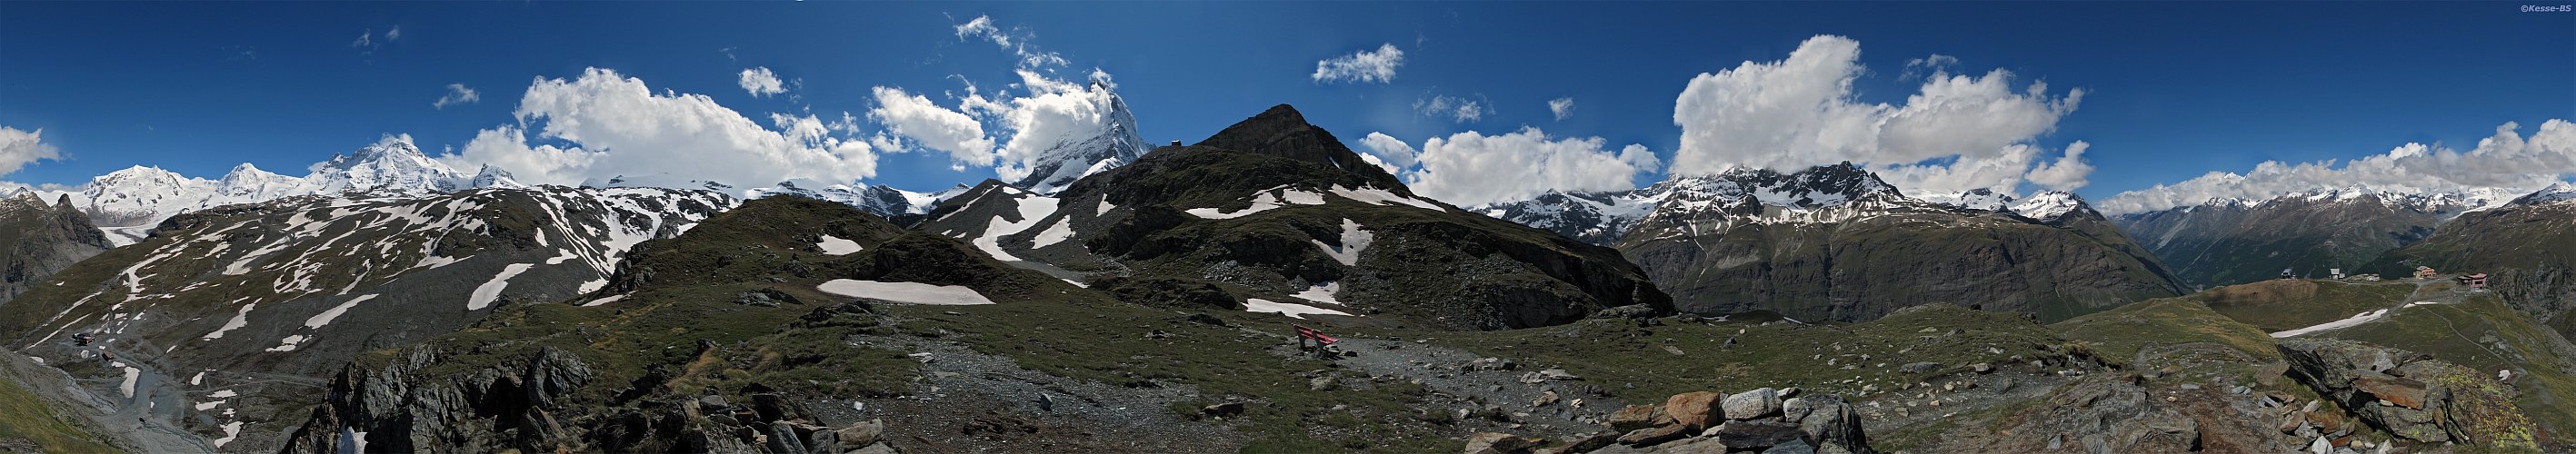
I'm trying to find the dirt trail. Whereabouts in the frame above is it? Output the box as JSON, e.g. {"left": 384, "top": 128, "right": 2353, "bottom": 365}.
{"left": 1328, "top": 337, "right": 1629, "bottom": 438}
{"left": 854, "top": 337, "right": 1246, "bottom": 453}
{"left": 0, "top": 352, "right": 212, "bottom": 453}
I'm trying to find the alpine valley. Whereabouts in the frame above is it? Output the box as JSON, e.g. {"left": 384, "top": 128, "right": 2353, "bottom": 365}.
{"left": 0, "top": 104, "right": 2567, "bottom": 454}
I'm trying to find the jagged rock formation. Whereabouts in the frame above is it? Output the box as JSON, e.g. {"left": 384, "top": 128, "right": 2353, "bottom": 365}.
{"left": 929, "top": 104, "right": 1672, "bottom": 330}
{"left": 2111, "top": 186, "right": 2511, "bottom": 289}
{"left": 0, "top": 192, "right": 111, "bottom": 305}
{"left": 2363, "top": 183, "right": 2576, "bottom": 339}
{"left": 2278, "top": 338, "right": 2544, "bottom": 449}
{"left": 0, "top": 185, "right": 732, "bottom": 452}
{"left": 1609, "top": 163, "right": 2181, "bottom": 322}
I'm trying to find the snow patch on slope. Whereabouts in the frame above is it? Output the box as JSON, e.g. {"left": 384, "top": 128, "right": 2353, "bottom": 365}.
{"left": 816, "top": 235, "right": 864, "bottom": 255}
{"left": 816, "top": 280, "right": 996, "bottom": 305}
{"left": 1244, "top": 298, "right": 1352, "bottom": 319}
{"left": 1309, "top": 218, "right": 1373, "bottom": 266}
{"left": 467, "top": 263, "right": 536, "bottom": 311}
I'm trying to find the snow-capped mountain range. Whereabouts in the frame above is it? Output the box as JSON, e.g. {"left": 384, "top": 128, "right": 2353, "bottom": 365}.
{"left": 1473, "top": 163, "right": 2097, "bottom": 245}
{"left": 2149, "top": 185, "right": 2522, "bottom": 216}
{"left": 33, "top": 85, "right": 1156, "bottom": 242}
{"left": 38, "top": 138, "right": 528, "bottom": 245}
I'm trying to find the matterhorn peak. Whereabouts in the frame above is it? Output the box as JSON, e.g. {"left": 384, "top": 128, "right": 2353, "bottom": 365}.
{"left": 1007, "top": 84, "right": 1150, "bottom": 195}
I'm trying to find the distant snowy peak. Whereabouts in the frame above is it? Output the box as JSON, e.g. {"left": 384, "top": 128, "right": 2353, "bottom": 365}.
{"left": 2509, "top": 182, "right": 2576, "bottom": 206}
{"left": 744, "top": 179, "right": 945, "bottom": 219}
{"left": 1649, "top": 162, "right": 1908, "bottom": 217}
{"left": 1469, "top": 189, "right": 1656, "bottom": 245}
{"left": 308, "top": 137, "right": 493, "bottom": 194}
{"left": 1010, "top": 85, "right": 1151, "bottom": 196}
{"left": 2009, "top": 191, "right": 2087, "bottom": 222}
{"left": 1922, "top": 188, "right": 2015, "bottom": 212}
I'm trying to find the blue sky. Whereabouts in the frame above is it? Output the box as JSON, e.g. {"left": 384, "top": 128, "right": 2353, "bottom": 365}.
{"left": 2, "top": 2, "right": 2569, "bottom": 212}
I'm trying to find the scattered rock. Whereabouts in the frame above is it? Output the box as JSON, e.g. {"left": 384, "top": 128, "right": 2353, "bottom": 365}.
{"left": 1900, "top": 361, "right": 1942, "bottom": 374}
{"left": 1463, "top": 432, "right": 1543, "bottom": 454}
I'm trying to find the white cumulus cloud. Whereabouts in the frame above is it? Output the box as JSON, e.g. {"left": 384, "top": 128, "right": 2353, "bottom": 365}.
{"left": 0, "top": 126, "right": 63, "bottom": 177}
{"left": 738, "top": 67, "right": 786, "bottom": 97}
{"left": 1671, "top": 35, "right": 2088, "bottom": 197}
{"left": 1548, "top": 97, "right": 1575, "bottom": 121}
{"left": 444, "top": 67, "right": 877, "bottom": 187}
{"left": 2099, "top": 120, "right": 2576, "bottom": 214}
{"left": 1356, "top": 132, "right": 1420, "bottom": 172}
{"left": 869, "top": 86, "right": 994, "bottom": 169}
{"left": 433, "top": 84, "right": 480, "bottom": 109}
{"left": 1383, "top": 127, "right": 1661, "bottom": 206}
{"left": 1313, "top": 43, "right": 1404, "bottom": 84}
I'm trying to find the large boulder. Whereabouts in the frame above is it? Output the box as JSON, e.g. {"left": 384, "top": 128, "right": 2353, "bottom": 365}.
{"left": 1664, "top": 391, "right": 1722, "bottom": 430}
{"left": 1780, "top": 395, "right": 1873, "bottom": 454}
{"left": 2278, "top": 338, "right": 2544, "bottom": 449}
{"left": 1722, "top": 388, "right": 1782, "bottom": 420}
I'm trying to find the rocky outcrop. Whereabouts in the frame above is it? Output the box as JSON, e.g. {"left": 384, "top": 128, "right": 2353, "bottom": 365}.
{"left": 2278, "top": 338, "right": 2544, "bottom": 449}
{"left": 1490, "top": 389, "right": 1871, "bottom": 454}
{"left": 0, "top": 192, "right": 110, "bottom": 305}
{"left": 282, "top": 347, "right": 904, "bottom": 454}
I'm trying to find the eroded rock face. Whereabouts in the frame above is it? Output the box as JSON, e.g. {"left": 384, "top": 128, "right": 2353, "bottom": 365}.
{"left": 2278, "top": 338, "right": 2544, "bottom": 449}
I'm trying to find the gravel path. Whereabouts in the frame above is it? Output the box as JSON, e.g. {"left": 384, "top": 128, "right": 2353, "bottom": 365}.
{"left": 830, "top": 337, "right": 1246, "bottom": 453}
{"left": 1329, "top": 337, "right": 1630, "bottom": 439}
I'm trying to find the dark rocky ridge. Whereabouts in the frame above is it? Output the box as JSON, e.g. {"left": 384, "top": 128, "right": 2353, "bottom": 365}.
{"left": 2112, "top": 192, "right": 2481, "bottom": 289}
{"left": 0, "top": 192, "right": 112, "bottom": 305}
{"left": 1032, "top": 104, "right": 1672, "bottom": 330}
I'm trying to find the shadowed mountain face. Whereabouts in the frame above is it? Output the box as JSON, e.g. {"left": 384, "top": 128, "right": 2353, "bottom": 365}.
{"left": 2111, "top": 189, "right": 2501, "bottom": 289}
{"left": 1611, "top": 163, "right": 2182, "bottom": 323}
{"left": 0, "top": 185, "right": 732, "bottom": 452}
{"left": 915, "top": 104, "right": 1671, "bottom": 330}
{"left": 0, "top": 192, "right": 112, "bottom": 305}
